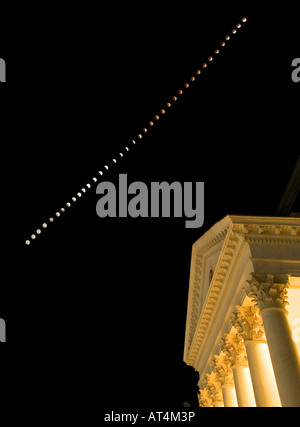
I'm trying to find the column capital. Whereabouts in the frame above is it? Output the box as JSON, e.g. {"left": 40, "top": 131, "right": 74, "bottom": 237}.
{"left": 223, "top": 332, "right": 248, "bottom": 367}
{"left": 246, "top": 273, "right": 290, "bottom": 312}
{"left": 198, "top": 388, "right": 213, "bottom": 407}
{"left": 234, "top": 305, "right": 266, "bottom": 342}
{"left": 214, "top": 352, "right": 234, "bottom": 386}
{"left": 206, "top": 371, "right": 223, "bottom": 403}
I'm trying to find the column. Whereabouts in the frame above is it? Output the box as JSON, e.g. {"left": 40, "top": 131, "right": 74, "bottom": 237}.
{"left": 232, "top": 365, "right": 255, "bottom": 407}
{"left": 206, "top": 371, "right": 224, "bottom": 407}
{"left": 214, "top": 352, "right": 238, "bottom": 407}
{"left": 247, "top": 273, "right": 300, "bottom": 407}
{"left": 235, "top": 305, "right": 282, "bottom": 407}
{"left": 223, "top": 332, "right": 256, "bottom": 407}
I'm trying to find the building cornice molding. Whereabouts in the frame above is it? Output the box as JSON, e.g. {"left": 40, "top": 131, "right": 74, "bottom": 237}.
{"left": 184, "top": 216, "right": 231, "bottom": 361}
{"left": 186, "top": 220, "right": 246, "bottom": 365}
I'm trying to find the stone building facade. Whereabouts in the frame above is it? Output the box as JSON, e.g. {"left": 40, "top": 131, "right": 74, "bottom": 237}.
{"left": 184, "top": 216, "right": 300, "bottom": 407}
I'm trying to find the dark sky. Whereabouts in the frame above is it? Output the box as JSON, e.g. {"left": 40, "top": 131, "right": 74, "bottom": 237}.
{"left": 1, "top": 2, "right": 299, "bottom": 415}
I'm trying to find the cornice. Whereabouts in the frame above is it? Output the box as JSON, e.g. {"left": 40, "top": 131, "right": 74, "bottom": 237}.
{"left": 186, "top": 222, "right": 243, "bottom": 366}
{"left": 184, "top": 217, "right": 230, "bottom": 361}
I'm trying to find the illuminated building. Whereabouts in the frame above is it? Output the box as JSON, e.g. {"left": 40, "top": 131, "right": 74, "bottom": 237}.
{"left": 184, "top": 215, "right": 300, "bottom": 407}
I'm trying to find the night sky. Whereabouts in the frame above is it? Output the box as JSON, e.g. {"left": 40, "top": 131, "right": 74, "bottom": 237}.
{"left": 1, "top": 3, "right": 299, "bottom": 416}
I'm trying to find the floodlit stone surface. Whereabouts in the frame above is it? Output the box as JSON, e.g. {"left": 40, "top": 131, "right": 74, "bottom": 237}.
{"left": 184, "top": 215, "right": 300, "bottom": 407}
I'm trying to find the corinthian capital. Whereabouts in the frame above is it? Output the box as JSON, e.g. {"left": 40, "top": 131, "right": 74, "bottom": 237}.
{"left": 246, "top": 273, "right": 290, "bottom": 312}
{"left": 198, "top": 388, "right": 213, "bottom": 407}
{"left": 223, "top": 332, "right": 248, "bottom": 366}
{"left": 214, "top": 352, "right": 234, "bottom": 386}
{"left": 206, "top": 371, "right": 223, "bottom": 402}
{"left": 235, "top": 305, "right": 266, "bottom": 341}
